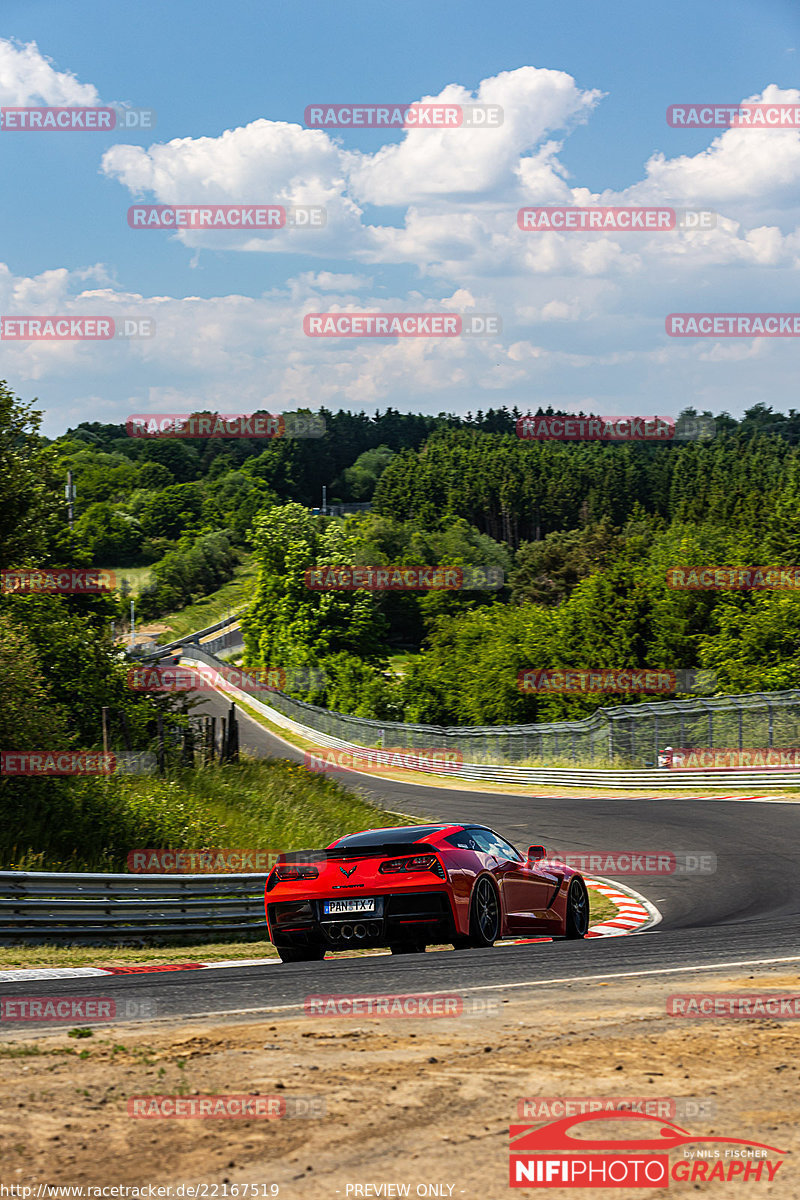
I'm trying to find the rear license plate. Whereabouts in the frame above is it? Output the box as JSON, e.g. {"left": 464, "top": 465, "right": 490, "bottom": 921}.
{"left": 323, "top": 898, "right": 376, "bottom": 915}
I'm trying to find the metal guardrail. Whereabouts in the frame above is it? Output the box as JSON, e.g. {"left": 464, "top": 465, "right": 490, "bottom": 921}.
{"left": 0, "top": 871, "right": 268, "bottom": 943}
{"left": 180, "top": 646, "right": 800, "bottom": 788}
{"left": 137, "top": 614, "right": 242, "bottom": 661}
{"left": 201, "top": 626, "right": 244, "bottom": 657}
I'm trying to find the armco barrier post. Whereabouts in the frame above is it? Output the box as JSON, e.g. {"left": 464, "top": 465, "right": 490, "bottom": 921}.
{"left": 156, "top": 712, "right": 165, "bottom": 775}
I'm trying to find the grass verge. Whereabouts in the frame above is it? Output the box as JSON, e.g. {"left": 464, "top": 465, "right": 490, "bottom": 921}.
{"left": 2, "top": 758, "right": 413, "bottom": 873}
{"left": 158, "top": 556, "right": 257, "bottom": 640}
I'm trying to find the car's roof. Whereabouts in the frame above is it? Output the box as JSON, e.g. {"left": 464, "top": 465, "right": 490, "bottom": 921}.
{"left": 331, "top": 824, "right": 460, "bottom": 848}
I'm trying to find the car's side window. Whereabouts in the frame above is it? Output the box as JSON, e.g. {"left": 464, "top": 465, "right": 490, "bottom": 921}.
{"left": 471, "top": 828, "right": 523, "bottom": 861}
{"left": 444, "top": 830, "right": 483, "bottom": 851}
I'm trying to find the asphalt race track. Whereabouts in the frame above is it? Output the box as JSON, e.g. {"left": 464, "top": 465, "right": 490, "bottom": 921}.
{"left": 4, "top": 684, "right": 800, "bottom": 1026}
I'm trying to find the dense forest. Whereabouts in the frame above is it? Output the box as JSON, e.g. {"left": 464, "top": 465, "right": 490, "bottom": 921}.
{"left": 235, "top": 408, "right": 800, "bottom": 725}
{"left": 2, "top": 381, "right": 799, "bottom": 736}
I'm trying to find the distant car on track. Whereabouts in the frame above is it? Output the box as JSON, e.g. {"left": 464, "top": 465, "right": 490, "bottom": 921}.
{"left": 265, "top": 823, "right": 589, "bottom": 963}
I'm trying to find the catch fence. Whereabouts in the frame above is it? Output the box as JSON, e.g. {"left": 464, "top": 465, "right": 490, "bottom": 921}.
{"left": 180, "top": 646, "right": 800, "bottom": 769}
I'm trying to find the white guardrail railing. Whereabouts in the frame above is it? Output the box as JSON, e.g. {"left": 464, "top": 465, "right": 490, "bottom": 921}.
{"left": 180, "top": 646, "right": 800, "bottom": 789}
{"left": 0, "top": 871, "right": 269, "bottom": 943}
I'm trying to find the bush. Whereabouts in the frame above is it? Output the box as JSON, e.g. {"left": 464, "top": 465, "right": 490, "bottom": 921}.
{"left": 138, "top": 531, "right": 239, "bottom": 618}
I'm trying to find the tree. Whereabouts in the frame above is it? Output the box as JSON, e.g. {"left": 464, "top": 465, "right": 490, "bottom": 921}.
{"left": 0, "top": 383, "right": 61, "bottom": 568}
{"left": 74, "top": 503, "right": 144, "bottom": 564}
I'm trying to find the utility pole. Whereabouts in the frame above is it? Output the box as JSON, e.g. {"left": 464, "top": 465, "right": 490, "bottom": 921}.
{"left": 65, "top": 472, "right": 75, "bottom": 530}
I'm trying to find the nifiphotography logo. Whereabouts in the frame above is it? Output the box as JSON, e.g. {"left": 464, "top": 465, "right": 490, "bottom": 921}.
{"left": 509, "top": 1112, "right": 786, "bottom": 1187}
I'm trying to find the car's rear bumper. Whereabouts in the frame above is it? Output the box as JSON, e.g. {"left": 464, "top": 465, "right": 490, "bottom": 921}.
{"left": 267, "top": 890, "right": 456, "bottom": 950}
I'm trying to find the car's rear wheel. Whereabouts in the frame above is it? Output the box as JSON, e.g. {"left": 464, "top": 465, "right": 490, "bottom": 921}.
{"left": 468, "top": 876, "right": 500, "bottom": 947}
{"left": 277, "top": 946, "right": 326, "bottom": 963}
{"left": 565, "top": 877, "right": 589, "bottom": 939}
{"left": 389, "top": 942, "right": 426, "bottom": 954}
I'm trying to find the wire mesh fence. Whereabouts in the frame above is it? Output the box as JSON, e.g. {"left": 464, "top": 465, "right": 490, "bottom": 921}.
{"left": 180, "top": 646, "right": 800, "bottom": 768}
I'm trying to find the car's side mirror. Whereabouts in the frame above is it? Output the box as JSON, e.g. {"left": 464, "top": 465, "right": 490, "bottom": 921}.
{"left": 527, "top": 845, "right": 547, "bottom": 861}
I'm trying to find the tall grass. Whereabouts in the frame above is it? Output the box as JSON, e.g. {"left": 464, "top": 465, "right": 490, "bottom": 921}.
{"left": 1, "top": 758, "right": 412, "bottom": 872}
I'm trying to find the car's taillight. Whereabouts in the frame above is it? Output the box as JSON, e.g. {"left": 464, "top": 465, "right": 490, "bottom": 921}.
{"left": 379, "top": 854, "right": 445, "bottom": 878}
{"left": 273, "top": 863, "right": 319, "bottom": 881}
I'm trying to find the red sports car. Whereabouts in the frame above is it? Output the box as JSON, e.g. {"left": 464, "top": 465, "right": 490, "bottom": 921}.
{"left": 264, "top": 823, "right": 589, "bottom": 963}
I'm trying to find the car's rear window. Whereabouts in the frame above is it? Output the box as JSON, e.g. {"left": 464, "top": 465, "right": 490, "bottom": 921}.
{"left": 333, "top": 825, "right": 448, "bottom": 848}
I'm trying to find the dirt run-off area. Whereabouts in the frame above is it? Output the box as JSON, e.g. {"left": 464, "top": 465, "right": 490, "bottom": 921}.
{"left": 0, "top": 966, "right": 797, "bottom": 1198}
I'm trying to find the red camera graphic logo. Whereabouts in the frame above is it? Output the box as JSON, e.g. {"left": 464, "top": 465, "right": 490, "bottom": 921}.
{"left": 510, "top": 1112, "right": 786, "bottom": 1187}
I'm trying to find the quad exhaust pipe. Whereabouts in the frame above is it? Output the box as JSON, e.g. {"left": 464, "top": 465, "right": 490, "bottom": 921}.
{"left": 326, "top": 920, "right": 382, "bottom": 942}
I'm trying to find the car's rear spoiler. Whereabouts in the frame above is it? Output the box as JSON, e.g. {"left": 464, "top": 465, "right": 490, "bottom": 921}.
{"left": 275, "top": 842, "right": 438, "bottom": 864}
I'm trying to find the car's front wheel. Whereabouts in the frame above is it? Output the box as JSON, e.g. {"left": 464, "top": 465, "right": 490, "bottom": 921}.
{"left": 277, "top": 946, "right": 326, "bottom": 963}
{"left": 564, "top": 877, "right": 589, "bottom": 939}
{"left": 467, "top": 876, "right": 500, "bottom": 947}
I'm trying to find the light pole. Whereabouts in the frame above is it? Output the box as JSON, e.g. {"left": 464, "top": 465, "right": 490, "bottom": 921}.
{"left": 65, "top": 472, "right": 76, "bottom": 530}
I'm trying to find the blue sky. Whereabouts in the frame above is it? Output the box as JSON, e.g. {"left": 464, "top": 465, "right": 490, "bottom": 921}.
{"left": 1, "top": 0, "right": 799, "bottom": 434}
